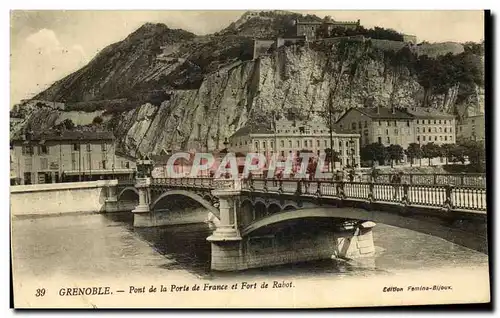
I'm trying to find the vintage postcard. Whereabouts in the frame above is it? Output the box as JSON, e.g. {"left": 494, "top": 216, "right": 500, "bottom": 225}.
{"left": 10, "top": 10, "right": 490, "bottom": 309}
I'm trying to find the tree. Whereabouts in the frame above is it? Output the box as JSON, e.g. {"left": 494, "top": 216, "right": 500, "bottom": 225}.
{"left": 325, "top": 148, "right": 340, "bottom": 164}
{"left": 449, "top": 144, "right": 467, "bottom": 164}
{"left": 440, "top": 143, "right": 455, "bottom": 165}
{"left": 462, "top": 139, "right": 486, "bottom": 172}
{"left": 92, "top": 116, "right": 103, "bottom": 125}
{"left": 315, "top": 22, "right": 330, "bottom": 38}
{"left": 405, "top": 143, "right": 422, "bottom": 166}
{"left": 360, "top": 143, "right": 387, "bottom": 166}
{"left": 54, "top": 119, "right": 75, "bottom": 131}
{"left": 421, "top": 142, "right": 441, "bottom": 166}
{"left": 386, "top": 144, "right": 404, "bottom": 168}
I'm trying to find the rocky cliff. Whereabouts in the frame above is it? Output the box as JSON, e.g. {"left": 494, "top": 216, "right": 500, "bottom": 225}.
{"left": 12, "top": 11, "right": 484, "bottom": 156}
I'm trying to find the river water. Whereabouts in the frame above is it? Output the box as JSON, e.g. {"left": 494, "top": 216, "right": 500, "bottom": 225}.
{"left": 11, "top": 211, "right": 489, "bottom": 283}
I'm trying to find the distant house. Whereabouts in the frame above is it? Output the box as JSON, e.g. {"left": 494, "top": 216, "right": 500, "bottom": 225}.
{"left": 456, "top": 114, "right": 485, "bottom": 142}
{"left": 295, "top": 18, "right": 361, "bottom": 39}
{"left": 10, "top": 130, "right": 136, "bottom": 185}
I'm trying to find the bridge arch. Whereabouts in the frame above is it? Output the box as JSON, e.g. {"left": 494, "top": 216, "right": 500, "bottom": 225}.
{"left": 268, "top": 203, "right": 281, "bottom": 215}
{"left": 150, "top": 190, "right": 220, "bottom": 218}
{"left": 241, "top": 206, "right": 487, "bottom": 253}
{"left": 118, "top": 187, "right": 139, "bottom": 201}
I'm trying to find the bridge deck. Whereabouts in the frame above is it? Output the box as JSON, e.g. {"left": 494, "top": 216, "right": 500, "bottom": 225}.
{"left": 145, "top": 177, "right": 486, "bottom": 213}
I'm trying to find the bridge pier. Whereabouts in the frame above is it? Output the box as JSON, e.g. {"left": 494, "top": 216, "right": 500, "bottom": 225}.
{"left": 104, "top": 180, "right": 119, "bottom": 213}
{"left": 207, "top": 184, "right": 243, "bottom": 271}
{"left": 132, "top": 178, "right": 152, "bottom": 227}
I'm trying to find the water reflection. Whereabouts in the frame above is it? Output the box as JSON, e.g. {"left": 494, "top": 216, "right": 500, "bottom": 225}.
{"left": 12, "top": 211, "right": 489, "bottom": 282}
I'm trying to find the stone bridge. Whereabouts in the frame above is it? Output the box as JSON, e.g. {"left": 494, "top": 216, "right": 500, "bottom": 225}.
{"left": 106, "top": 177, "right": 487, "bottom": 271}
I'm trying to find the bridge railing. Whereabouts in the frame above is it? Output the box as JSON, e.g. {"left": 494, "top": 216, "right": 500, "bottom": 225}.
{"left": 242, "top": 178, "right": 486, "bottom": 212}
{"left": 360, "top": 173, "right": 486, "bottom": 188}
{"left": 151, "top": 177, "right": 214, "bottom": 189}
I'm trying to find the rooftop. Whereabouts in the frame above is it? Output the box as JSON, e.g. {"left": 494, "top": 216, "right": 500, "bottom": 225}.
{"left": 11, "top": 130, "right": 115, "bottom": 142}
{"left": 231, "top": 125, "right": 274, "bottom": 138}
{"left": 405, "top": 107, "right": 455, "bottom": 119}
{"left": 343, "top": 107, "right": 415, "bottom": 120}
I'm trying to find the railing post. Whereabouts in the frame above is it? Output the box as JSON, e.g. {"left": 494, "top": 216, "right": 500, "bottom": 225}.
{"left": 316, "top": 181, "right": 322, "bottom": 197}
{"left": 278, "top": 179, "right": 283, "bottom": 193}
{"left": 402, "top": 182, "right": 409, "bottom": 204}
{"left": 461, "top": 173, "right": 465, "bottom": 186}
{"left": 295, "top": 179, "right": 302, "bottom": 196}
{"left": 433, "top": 174, "right": 437, "bottom": 185}
{"left": 444, "top": 184, "right": 453, "bottom": 210}
{"left": 409, "top": 174, "right": 413, "bottom": 185}
{"left": 369, "top": 181, "right": 374, "bottom": 202}
{"left": 263, "top": 178, "right": 268, "bottom": 192}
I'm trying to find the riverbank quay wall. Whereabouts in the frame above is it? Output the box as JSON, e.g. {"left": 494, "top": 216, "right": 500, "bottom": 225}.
{"left": 10, "top": 180, "right": 121, "bottom": 216}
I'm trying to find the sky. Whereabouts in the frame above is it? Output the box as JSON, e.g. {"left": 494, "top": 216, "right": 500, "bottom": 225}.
{"left": 10, "top": 10, "right": 485, "bottom": 107}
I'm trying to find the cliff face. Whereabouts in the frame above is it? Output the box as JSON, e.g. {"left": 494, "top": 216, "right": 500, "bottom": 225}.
{"left": 13, "top": 12, "right": 484, "bottom": 155}
{"left": 111, "top": 41, "right": 483, "bottom": 156}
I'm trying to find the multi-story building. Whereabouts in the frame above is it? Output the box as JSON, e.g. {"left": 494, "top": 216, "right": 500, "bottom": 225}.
{"left": 296, "top": 19, "right": 361, "bottom": 39}
{"left": 335, "top": 106, "right": 457, "bottom": 148}
{"left": 456, "top": 114, "right": 485, "bottom": 141}
{"left": 405, "top": 107, "right": 456, "bottom": 145}
{"left": 229, "top": 119, "right": 361, "bottom": 168}
{"left": 10, "top": 130, "right": 136, "bottom": 185}
{"left": 335, "top": 107, "right": 415, "bottom": 149}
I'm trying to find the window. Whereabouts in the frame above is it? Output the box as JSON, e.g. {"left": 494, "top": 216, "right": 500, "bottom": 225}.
{"left": 296, "top": 140, "right": 300, "bottom": 148}
{"left": 324, "top": 140, "right": 327, "bottom": 147}
{"left": 406, "top": 120, "right": 410, "bottom": 127}
{"left": 417, "top": 127, "right": 420, "bottom": 133}
{"left": 280, "top": 140, "right": 284, "bottom": 147}
{"left": 434, "top": 127, "right": 437, "bottom": 133}
{"left": 434, "top": 120, "right": 436, "bottom": 124}
{"left": 440, "top": 136, "right": 443, "bottom": 141}
{"left": 439, "top": 127, "right": 442, "bottom": 133}
{"left": 423, "top": 136, "right": 426, "bottom": 141}
{"left": 101, "top": 143, "right": 107, "bottom": 152}
{"left": 102, "top": 161, "right": 107, "bottom": 169}
{"left": 339, "top": 141, "right": 343, "bottom": 148}
{"left": 239, "top": 141, "right": 243, "bottom": 146}
{"left": 352, "top": 123, "right": 356, "bottom": 130}
{"left": 435, "top": 136, "right": 437, "bottom": 141}
{"left": 22, "top": 145, "right": 34, "bottom": 156}
{"left": 394, "top": 128, "right": 398, "bottom": 135}
{"left": 304, "top": 140, "right": 308, "bottom": 147}
{"left": 378, "top": 137, "right": 382, "bottom": 144}
{"left": 385, "top": 129, "right": 389, "bottom": 135}
{"left": 24, "top": 158, "right": 32, "bottom": 171}
{"left": 73, "top": 143, "right": 79, "bottom": 151}
{"left": 417, "top": 136, "right": 420, "bottom": 142}
{"left": 444, "top": 136, "right": 448, "bottom": 141}
{"left": 316, "top": 140, "right": 320, "bottom": 147}
{"left": 262, "top": 141, "right": 266, "bottom": 149}
{"left": 255, "top": 142, "right": 258, "bottom": 149}
{"left": 317, "top": 150, "right": 320, "bottom": 156}
{"left": 358, "top": 122, "right": 362, "bottom": 130}
{"left": 270, "top": 141, "right": 274, "bottom": 149}
{"left": 364, "top": 121, "right": 368, "bottom": 128}
{"left": 444, "top": 127, "right": 447, "bottom": 133}
{"left": 417, "top": 120, "right": 420, "bottom": 124}
{"left": 387, "top": 137, "right": 390, "bottom": 144}
{"left": 40, "top": 158, "right": 48, "bottom": 170}
{"left": 288, "top": 140, "right": 292, "bottom": 147}
{"left": 394, "top": 121, "right": 397, "bottom": 126}
{"left": 71, "top": 153, "right": 77, "bottom": 170}
{"left": 444, "top": 120, "right": 447, "bottom": 125}
{"left": 428, "top": 128, "right": 432, "bottom": 133}
{"left": 280, "top": 151, "right": 285, "bottom": 157}
{"left": 449, "top": 136, "right": 452, "bottom": 141}
{"left": 86, "top": 144, "right": 91, "bottom": 152}
{"left": 439, "top": 120, "right": 442, "bottom": 124}
{"left": 379, "top": 121, "right": 382, "bottom": 126}
{"left": 387, "top": 121, "right": 390, "bottom": 126}
{"left": 39, "top": 145, "right": 48, "bottom": 155}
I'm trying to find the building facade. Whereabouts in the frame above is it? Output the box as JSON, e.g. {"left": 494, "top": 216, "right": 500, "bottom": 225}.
{"left": 335, "top": 107, "right": 416, "bottom": 149}
{"left": 296, "top": 19, "right": 360, "bottom": 39}
{"left": 335, "top": 107, "right": 457, "bottom": 149}
{"left": 456, "top": 114, "right": 485, "bottom": 141}
{"left": 405, "top": 107, "right": 456, "bottom": 145}
{"left": 11, "top": 130, "right": 136, "bottom": 185}
{"left": 229, "top": 120, "right": 361, "bottom": 168}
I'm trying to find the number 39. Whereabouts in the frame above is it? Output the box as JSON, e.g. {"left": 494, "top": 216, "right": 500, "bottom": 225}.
{"left": 35, "top": 288, "right": 46, "bottom": 297}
